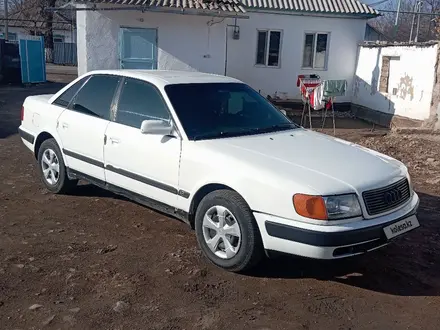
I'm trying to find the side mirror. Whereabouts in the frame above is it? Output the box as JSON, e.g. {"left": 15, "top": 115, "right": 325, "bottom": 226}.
{"left": 280, "top": 109, "right": 287, "bottom": 115}
{"left": 140, "top": 119, "right": 173, "bottom": 135}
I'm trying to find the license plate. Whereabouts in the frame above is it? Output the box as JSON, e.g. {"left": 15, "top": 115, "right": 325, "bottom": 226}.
{"left": 383, "top": 215, "right": 420, "bottom": 239}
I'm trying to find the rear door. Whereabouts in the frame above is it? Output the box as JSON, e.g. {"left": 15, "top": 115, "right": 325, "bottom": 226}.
{"left": 119, "top": 28, "right": 157, "bottom": 69}
{"left": 56, "top": 74, "right": 121, "bottom": 182}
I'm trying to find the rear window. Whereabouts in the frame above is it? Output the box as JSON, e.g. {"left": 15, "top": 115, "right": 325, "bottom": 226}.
{"left": 71, "top": 75, "right": 120, "bottom": 120}
{"left": 52, "top": 77, "right": 88, "bottom": 108}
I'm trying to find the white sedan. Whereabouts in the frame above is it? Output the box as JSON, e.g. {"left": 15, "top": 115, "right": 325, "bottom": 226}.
{"left": 18, "top": 70, "right": 420, "bottom": 272}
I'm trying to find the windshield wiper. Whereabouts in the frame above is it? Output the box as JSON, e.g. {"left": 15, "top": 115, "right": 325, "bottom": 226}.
{"left": 192, "top": 123, "right": 298, "bottom": 141}
{"left": 193, "top": 130, "right": 245, "bottom": 141}
{"left": 249, "top": 122, "right": 298, "bottom": 134}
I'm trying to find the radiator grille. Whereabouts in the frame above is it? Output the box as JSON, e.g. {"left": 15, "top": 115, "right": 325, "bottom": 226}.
{"left": 362, "top": 178, "right": 411, "bottom": 216}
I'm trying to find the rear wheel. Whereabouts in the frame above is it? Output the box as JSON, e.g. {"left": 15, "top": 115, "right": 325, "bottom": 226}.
{"left": 195, "top": 190, "right": 264, "bottom": 272}
{"left": 37, "top": 138, "right": 77, "bottom": 194}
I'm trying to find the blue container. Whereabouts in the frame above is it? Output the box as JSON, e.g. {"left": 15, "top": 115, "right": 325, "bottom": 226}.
{"left": 19, "top": 35, "right": 46, "bottom": 84}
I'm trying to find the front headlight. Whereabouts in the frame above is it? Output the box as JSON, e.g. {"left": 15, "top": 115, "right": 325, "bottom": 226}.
{"left": 293, "top": 193, "right": 362, "bottom": 220}
{"left": 323, "top": 194, "right": 362, "bottom": 220}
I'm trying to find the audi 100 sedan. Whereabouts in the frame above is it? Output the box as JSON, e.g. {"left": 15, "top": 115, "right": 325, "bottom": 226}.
{"left": 18, "top": 70, "right": 420, "bottom": 272}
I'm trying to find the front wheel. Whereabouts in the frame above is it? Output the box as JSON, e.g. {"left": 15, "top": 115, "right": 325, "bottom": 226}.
{"left": 37, "top": 138, "right": 77, "bottom": 194}
{"left": 194, "top": 190, "right": 264, "bottom": 272}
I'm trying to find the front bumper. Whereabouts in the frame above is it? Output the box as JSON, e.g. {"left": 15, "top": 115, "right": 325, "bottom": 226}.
{"left": 254, "top": 192, "right": 420, "bottom": 259}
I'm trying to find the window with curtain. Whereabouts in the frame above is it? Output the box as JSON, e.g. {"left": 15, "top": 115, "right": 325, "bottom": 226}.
{"left": 302, "top": 32, "right": 329, "bottom": 69}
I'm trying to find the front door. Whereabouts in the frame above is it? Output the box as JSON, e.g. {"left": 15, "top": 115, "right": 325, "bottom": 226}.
{"left": 104, "top": 77, "right": 181, "bottom": 208}
{"left": 119, "top": 28, "right": 158, "bottom": 70}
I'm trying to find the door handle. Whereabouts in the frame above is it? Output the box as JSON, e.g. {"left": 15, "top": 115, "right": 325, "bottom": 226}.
{"left": 109, "top": 137, "right": 120, "bottom": 144}
{"left": 62, "top": 122, "right": 69, "bottom": 129}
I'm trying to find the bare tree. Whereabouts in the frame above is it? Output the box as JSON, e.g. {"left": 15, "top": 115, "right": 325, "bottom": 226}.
{"left": 370, "top": 0, "right": 440, "bottom": 41}
{"left": 40, "top": 0, "right": 55, "bottom": 62}
{"left": 7, "top": 0, "right": 64, "bottom": 62}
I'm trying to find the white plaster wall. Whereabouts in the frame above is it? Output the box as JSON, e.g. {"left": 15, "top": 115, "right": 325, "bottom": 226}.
{"left": 76, "top": 4, "right": 88, "bottom": 76}
{"left": 0, "top": 26, "right": 76, "bottom": 43}
{"left": 77, "top": 6, "right": 367, "bottom": 102}
{"left": 226, "top": 12, "right": 367, "bottom": 102}
{"left": 76, "top": 4, "right": 228, "bottom": 76}
{"left": 353, "top": 44, "right": 438, "bottom": 120}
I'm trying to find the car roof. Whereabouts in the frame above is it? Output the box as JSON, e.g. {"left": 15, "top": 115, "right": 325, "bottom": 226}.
{"left": 83, "top": 70, "right": 243, "bottom": 86}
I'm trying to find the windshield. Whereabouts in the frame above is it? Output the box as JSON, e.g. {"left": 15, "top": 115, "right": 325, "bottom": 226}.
{"left": 164, "top": 83, "right": 297, "bottom": 140}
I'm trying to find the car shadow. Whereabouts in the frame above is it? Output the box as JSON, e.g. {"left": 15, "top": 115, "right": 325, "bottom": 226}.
{"left": 247, "top": 191, "right": 440, "bottom": 297}
{"left": 66, "top": 182, "right": 186, "bottom": 224}
{"left": 65, "top": 183, "right": 440, "bottom": 297}
{"left": 66, "top": 182, "right": 129, "bottom": 201}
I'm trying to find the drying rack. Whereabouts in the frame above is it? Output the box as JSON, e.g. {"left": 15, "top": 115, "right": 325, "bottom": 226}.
{"left": 321, "top": 89, "right": 336, "bottom": 136}
{"left": 296, "top": 74, "right": 322, "bottom": 130}
{"left": 297, "top": 75, "right": 347, "bottom": 136}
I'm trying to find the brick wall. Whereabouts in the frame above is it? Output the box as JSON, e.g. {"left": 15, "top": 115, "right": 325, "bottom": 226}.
{"left": 379, "top": 56, "right": 390, "bottom": 93}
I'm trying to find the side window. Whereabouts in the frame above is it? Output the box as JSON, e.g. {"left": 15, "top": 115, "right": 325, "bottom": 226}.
{"left": 72, "top": 75, "right": 120, "bottom": 120}
{"left": 52, "top": 77, "right": 88, "bottom": 108}
{"left": 116, "top": 78, "right": 170, "bottom": 129}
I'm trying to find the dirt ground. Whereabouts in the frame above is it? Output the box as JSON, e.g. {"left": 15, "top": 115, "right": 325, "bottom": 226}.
{"left": 0, "top": 75, "right": 440, "bottom": 330}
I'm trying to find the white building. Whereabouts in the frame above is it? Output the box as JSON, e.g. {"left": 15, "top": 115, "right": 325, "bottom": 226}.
{"left": 0, "top": 25, "right": 76, "bottom": 43}
{"left": 352, "top": 41, "right": 440, "bottom": 128}
{"left": 0, "top": 9, "right": 76, "bottom": 43}
{"left": 77, "top": 0, "right": 378, "bottom": 102}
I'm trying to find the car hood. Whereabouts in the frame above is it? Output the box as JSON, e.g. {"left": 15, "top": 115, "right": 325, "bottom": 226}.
{"left": 202, "top": 129, "right": 406, "bottom": 195}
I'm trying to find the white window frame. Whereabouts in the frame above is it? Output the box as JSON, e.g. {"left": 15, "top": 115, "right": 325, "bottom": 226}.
{"left": 255, "top": 29, "right": 283, "bottom": 68}
{"left": 53, "top": 34, "right": 65, "bottom": 43}
{"left": 0, "top": 32, "right": 17, "bottom": 41}
{"left": 302, "top": 31, "right": 331, "bottom": 70}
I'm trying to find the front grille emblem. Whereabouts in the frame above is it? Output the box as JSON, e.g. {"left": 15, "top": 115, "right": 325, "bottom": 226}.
{"left": 383, "top": 188, "right": 403, "bottom": 205}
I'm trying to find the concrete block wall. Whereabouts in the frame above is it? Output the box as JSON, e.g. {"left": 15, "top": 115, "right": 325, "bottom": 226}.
{"left": 428, "top": 46, "right": 440, "bottom": 130}
{"left": 352, "top": 41, "right": 440, "bottom": 130}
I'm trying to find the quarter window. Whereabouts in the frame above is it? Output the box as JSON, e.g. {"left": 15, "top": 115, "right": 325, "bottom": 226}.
{"left": 52, "top": 76, "right": 88, "bottom": 108}
{"left": 302, "top": 32, "right": 329, "bottom": 69}
{"left": 116, "top": 78, "right": 170, "bottom": 129}
{"left": 71, "top": 75, "right": 120, "bottom": 120}
{"left": 256, "top": 30, "right": 282, "bottom": 67}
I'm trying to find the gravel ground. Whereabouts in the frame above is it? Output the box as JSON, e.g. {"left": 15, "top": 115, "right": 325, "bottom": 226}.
{"left": 0, "top": 81, "right": 439, "bottom": 330}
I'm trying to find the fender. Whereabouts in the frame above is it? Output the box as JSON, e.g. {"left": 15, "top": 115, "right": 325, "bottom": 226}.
{"left": 33, "top": 114, "right": 68, "bottom": 166}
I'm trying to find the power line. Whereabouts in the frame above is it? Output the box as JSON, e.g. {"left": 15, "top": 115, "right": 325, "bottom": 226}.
{"left": 368, "top": 0, "right": 391, "bottom": 7}
{"left": 379, "top": 9, "right": 440, "bottom": 16}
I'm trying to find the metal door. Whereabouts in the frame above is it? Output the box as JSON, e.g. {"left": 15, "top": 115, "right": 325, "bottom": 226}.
{"left": 19, "top": 35, "right": 46, "bottom": 83}
{"left": 119, "top": 28, "right": 157, "bottom": 69}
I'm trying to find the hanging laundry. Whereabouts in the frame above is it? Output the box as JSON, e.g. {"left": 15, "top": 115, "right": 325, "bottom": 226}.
{"left": 323, "top": 80, "right": 347, "bottom": 98}
{"left": 309, "top": 82, "right": 325, "bottom": 110}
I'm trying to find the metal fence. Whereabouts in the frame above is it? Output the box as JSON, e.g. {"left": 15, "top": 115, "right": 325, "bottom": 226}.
{"left": 53, "top": 42, "right": 77, "bottom": 65}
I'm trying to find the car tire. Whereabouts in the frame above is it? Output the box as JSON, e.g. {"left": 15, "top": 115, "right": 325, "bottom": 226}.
{"left": 37, "top": 138, "right": 77, "bottom": 194}
{"left": 195, "top": 189, "right": 264, "bottom": 272}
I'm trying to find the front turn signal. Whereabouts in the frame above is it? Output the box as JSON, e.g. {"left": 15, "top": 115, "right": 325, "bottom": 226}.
{"left": 293, "top": 194, "right": 328, "bottom": 220}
